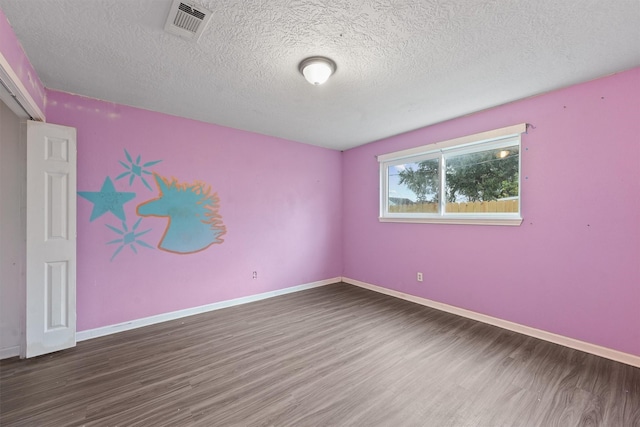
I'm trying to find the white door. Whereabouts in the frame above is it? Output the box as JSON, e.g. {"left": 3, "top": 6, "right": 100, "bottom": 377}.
{"left": 25, "top": 120, "right": 77, "bottom": 358}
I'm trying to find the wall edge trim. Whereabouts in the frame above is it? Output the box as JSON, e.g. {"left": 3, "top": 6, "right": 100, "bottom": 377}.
{"left": 0, "top": 50, "right": 45, "bottom": 120}
{"left": 76, "top": 277, "right": 341, "bottom": 342}
{"left": 342, "top": 277, "right": 640, "bottom": 368}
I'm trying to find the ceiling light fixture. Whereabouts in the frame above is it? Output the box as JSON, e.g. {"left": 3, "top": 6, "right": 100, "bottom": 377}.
{"left": 299, "top": 57, "right": 336, "bottom": 85}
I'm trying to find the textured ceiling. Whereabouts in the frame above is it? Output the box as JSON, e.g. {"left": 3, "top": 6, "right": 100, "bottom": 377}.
{"left": 1, "top": 0, "right": 639, "bottom": 150}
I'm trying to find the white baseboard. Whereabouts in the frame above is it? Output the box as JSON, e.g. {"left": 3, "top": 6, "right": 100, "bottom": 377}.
{"left": 76, "top": 277, "right": 341, "bottom": 342}
{"left": 342, "top": 277, "right": 640, "bottom": 368}
{"left": 0, "top": 346, "right": 20, "bottom": 360}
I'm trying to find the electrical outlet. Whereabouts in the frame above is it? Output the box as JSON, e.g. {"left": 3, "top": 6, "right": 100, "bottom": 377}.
{"left": 252, "top": 271, "right": 257, "bottom": 279}
{"left": 417, "top": 272, "right": 423, "bottom": 282}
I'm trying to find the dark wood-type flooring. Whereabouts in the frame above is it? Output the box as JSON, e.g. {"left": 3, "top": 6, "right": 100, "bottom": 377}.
{"left": 1, "top": 282, "right": 639, "bottom": 426}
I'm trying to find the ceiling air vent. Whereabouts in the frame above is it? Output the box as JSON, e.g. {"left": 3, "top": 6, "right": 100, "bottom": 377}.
{"left": 164, "top": 0, "right": 212, "bottom": 42}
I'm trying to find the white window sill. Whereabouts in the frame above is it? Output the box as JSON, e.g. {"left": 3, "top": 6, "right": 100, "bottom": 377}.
{"left": 379, "top": 216, "right": 523, "bottom": 226}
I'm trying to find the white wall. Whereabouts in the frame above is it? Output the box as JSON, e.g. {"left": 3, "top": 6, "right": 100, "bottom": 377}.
{"left": 0, "top": 99, "right": 25, "bottom": 359}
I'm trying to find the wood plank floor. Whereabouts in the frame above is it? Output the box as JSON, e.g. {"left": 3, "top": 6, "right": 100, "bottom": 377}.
{"left": 1, "top": 282, "right": 639, "bottom": 426}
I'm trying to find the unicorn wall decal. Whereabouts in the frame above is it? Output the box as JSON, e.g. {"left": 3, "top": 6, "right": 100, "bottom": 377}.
{"left": 137, "top": 173, "right": 226, "bottom": 254}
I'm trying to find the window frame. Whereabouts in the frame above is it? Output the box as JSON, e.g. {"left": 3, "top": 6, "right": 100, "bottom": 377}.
{"left": 378, "top": 124, "right": 526, "bottom": 226}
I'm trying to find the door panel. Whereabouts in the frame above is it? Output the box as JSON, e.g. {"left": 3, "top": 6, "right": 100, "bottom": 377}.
{"left": 25, "top": 120, "right": 76, "bottom": 358}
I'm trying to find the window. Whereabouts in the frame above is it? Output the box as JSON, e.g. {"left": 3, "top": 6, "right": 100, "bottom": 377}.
{"left": 379, "top": 124, "right": 526, "bottom": 225}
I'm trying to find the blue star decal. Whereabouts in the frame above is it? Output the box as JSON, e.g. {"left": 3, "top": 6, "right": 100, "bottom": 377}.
{"left": 106, "top": 218, "right": 153, "bottom": 261}
{"left": 116, "top": 149, "right": 162, "bottom": 191}
{"left": 78, "top": 177, "right": 136, "bottom": 222}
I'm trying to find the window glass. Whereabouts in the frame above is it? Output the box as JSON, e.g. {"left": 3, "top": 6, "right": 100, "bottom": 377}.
{"left": 445, "top": 145, "right": 519, "bottom": 214}
{"left": 388, "top": 159, "right": 439, "bottom": 214}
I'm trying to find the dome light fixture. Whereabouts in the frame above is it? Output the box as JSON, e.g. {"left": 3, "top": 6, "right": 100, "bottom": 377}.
{"left": 299, "top": 56, "right": 336, "bottom": 85}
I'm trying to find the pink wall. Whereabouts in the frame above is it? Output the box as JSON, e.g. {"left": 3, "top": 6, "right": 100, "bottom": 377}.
{"left": 46, "top": 90, "right": 342, "bottom": 331}
{"left": 0, "top": 9, "right": 46, "bottom": 114}
{"left": 342, "top": 68, "right": 640, "bottom": 356}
